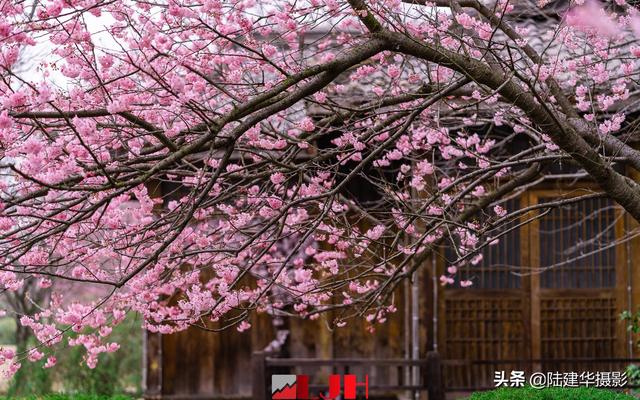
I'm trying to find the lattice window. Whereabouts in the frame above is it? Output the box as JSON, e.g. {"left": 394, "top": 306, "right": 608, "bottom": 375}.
{"left": 540, "top": 296, "right": 617, "bottom": 374}
{"left": 445, "top": 198, "right": 521, "bottom": 289}
{"left": 443, "top": 297, "right": 527, "bottom": 388}
{"left": 440, "top": 193, "right": 624, "bottom": 391}
{"left": 538, "top": 197, "right": 617, "bottom": 289}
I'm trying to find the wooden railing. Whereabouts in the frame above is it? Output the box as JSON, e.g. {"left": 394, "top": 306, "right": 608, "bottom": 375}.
{"left": 251, "top": 351, "right": 445, "bottom": 400}
{"left": 252, "top": 354, "right": 640, "bottom": 397}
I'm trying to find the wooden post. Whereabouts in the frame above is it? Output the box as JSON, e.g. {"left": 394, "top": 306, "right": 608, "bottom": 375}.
{"left": 144, "top": 330, "right": 162, "bottom": 399}
{"left": 425, "top": 351, "right": 445, "bottom": 400}
{"left": 252, "top": 351, "right": 267, "bottom": 400}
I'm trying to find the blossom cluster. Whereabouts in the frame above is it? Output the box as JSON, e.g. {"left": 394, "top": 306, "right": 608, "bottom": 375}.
{"left": 0, "top": 0, "right": 635, "bottom": 374}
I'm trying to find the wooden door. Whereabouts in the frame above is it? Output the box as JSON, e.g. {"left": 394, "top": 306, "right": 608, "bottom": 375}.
{"left": 528, "top": 191, "right": 628, "bottom": 373}
{"left": 439, "top": 196, "right": 531, "bottom": 390}
{"left": 438, "top": 190, "right": 628, "bottom": 390}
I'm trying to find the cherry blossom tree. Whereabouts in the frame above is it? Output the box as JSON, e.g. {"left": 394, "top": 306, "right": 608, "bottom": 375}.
{"left": 1, "top": 0, "right": 640, "bottom": 373}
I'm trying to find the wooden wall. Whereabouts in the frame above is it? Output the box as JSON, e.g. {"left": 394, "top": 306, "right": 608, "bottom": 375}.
{"left": 145, "top": 184, "right": 639, "bottom": 397}
{"left": 146, "top": 313, "right": 276, "bottom": 399}
{"left": 145, "top": 288, "right": 408, "bottom": 399}
{"left": 437, "top": 188, "right": 633, "bottom": 390}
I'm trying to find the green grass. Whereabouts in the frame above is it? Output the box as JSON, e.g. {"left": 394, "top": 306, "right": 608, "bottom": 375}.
{"left": 467, "top": 386, "right": 635, "bottom": 399}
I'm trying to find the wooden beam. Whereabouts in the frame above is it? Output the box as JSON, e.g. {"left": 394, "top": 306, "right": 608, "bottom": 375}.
{"left": 252, "top": 351, "right": 267, "bottom": 400}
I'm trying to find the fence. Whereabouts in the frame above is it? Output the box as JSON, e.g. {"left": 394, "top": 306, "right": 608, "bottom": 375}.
{"left": 252, "top": 354, "right": 640, "bottom": 399}
{"left": 251, "top": 351, "right": 445, "bottom": 400}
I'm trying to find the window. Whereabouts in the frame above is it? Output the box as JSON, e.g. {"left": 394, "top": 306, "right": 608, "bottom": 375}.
{"left": 538, "top": 197, "right": 617, "bottom": 289}
{"left": 445, "top": 198, "right": 521, "bottom": 289}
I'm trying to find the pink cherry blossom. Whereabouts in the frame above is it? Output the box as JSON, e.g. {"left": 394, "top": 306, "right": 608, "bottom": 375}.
{"left": 0, "top": 0, "right": 636, "bottom": 373}
{"left": 365, "top": 225, "right": 385, "bottom": 240}
{"left": 565, "top": 1, "right": 619, "bottom": 37}
{"left": 455, "top": 13, "right": 475, "bottom": 30}
{"left": 43, "top": 356, "right": 57, "bottom": 369}
{"left": 493, "top": 205, "right": 507, "bottom": 217}
{"left": 298, "top": 117, "right": 315, "bottom": 132}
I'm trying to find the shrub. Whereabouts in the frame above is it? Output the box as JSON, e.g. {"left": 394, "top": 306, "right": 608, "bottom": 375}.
{"left": 54, "top": 314, "right": 143, "bottom": 396}
{"left": 7, "top": 356, "right": 52, "bottom": 397}
{"left": 5, "top": 314, "right": 142, "bottom": 397}
{"left": 7, "top": 338, "right": 52, "bottom": 397}
{"left": 467, "top": 386, "right": 635, "bottom": 400}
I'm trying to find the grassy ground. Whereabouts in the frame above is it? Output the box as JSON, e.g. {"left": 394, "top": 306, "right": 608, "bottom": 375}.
{"left": 466, "top": 386, "right": 636, "bottom": 399}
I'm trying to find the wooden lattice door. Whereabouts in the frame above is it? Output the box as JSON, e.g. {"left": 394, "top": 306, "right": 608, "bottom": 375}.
{"left": 528, "top": 191, "right": 628, "bottom": 372}
{"left": 439, "top": 197, "right": 531, "bottom": 390}
{"left": 439, "top": 190, "right": 628, "bottom": 390}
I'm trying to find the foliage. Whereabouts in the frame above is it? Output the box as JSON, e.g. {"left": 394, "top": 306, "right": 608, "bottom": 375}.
{"left": 466, "top": 387, "right": 635, "bottom": 400}
{"left": 2, "top": 0, "right": 640, "bottom": 377}
{"left": 5, "top": 315, "right": 141, "bottom": 397}
{"left": 7, "top": 328, "right": 51, "bottom": 397}
{"left": 0, "top": 318, "right": 16, "bottom": 345}
{"left": 7, "top": 355, "right": 51, "bottom": 397}
{"left": 624, "top": 364, "right": 640, "bottom": 394}
{"left": 620, "top": 311, "right": 640, "bottom": 393}
{"left": 621, "top": 310, "right": 640, "bottom": 348}
{"left": 53, "top": 315, "right": 142, "bottom": 396}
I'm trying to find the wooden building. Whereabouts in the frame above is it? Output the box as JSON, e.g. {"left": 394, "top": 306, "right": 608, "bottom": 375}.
{"left": 143, "top": 175, "right": 640, "bottom": 398}
{"left": 141, "top": 4, "right": 640, "bottom": 397}
{"left": 435, "top": 186, "right": 638, "bottom": 391}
